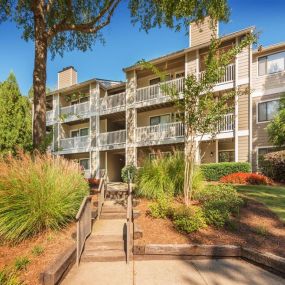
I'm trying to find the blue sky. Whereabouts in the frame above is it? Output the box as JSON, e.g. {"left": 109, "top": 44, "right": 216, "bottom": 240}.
{"left": 0, "top": 0, "right": 285, "bottom": 95}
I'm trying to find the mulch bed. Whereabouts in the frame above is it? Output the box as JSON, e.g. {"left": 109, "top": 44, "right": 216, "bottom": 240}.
{"left": 0, "top": 224, "right": 76, "bottom": 285}
{"left": 134, "top": 198, "right": 285, "bottom": 258}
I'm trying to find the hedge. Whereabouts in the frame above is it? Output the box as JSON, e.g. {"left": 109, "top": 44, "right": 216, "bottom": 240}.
{"left": 200, "top": 162, "right": 251, "bottom": 181}
{"left": 259, "top": 150, "right": 285, "bottom": 182}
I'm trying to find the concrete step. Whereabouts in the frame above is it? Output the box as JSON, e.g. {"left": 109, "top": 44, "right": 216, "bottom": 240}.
{"left": 85, "top": 243, "right": 125, "bottom": 251}
{"left": 81, "top": 249, "right": 126, "bottom": 262}
{"left": 100, "top": 213, "right": 127, "bottom": 219}
{"left": 85, "top": 236, "right": 124, "bottom": 248}
{"left": 102, "top": 206, "right": 126, "bottom": 213}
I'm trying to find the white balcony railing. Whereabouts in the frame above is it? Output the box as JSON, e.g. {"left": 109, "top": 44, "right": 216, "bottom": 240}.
{"left": 136, "top": 77, "right": 185, "bottom": 103}
{"left": 199, "top": 64, "right": 235, "bottom": 84}
{"left": 218, "top": 113, "right": 234, "bottom": 132}
{"left": 99, "top": 130, "right": 126, "bottom": 147}
{"left": 136, "top": 122, "right": 184, "bottom": 143}
{"left": 60, "top": 135, "right": 90, "bottom": 151}
{"left": 46, "top": 110, "right": 54, "bottom": 125}
{"left": 100, "top": 92, "right": 126, "bottom": 113}
{"left": 60, "top": 101, "right": 90, "bottom": 121}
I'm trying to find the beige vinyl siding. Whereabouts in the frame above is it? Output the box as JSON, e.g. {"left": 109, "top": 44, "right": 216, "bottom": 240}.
{"left": 185, "top": 51, "right": 197, "bottom": 76}
{"left": 58, "top": 68, "right": 77, "bottom": 89}
{"left": 237, "top": 47, "right": 249, "bottom": 80}
{"left": 238, "top": 136, "right": 249, "bottom": 162}
{"left": 190, "top": 17, "right": 215, "bottom": 47}
{"left": 137, "top": 106, "right": 178, "bottom": 127}
{"left": 136, "top": 57, "right": 185, "bottom": 89}
{"left": 238, "top": 86, "right": 249, "bottom": 131}
{"left": 61, "top": 122, "right": 89, "bottom": 138}
{"left": 200, "top": 141, "right": 216, "bottom": 164}
{"left": 252, "top": 47, "right": 285, "bottom": 91}
{"left": 219, "top": 139, "right": 234, "bottom": 150}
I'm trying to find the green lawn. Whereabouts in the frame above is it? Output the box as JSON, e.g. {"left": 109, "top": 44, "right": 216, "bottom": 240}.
{"left": 236, "top": 185, "right": 285, "bottom": 222}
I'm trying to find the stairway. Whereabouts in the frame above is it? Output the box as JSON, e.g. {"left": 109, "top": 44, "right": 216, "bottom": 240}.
{"left": 81, "top": 199, "right": 132, "bottom": 262}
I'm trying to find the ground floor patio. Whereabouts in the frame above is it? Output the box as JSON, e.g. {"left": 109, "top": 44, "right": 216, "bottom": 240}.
{"left": 61, "top": 258, "right": 284, "bottom": 285}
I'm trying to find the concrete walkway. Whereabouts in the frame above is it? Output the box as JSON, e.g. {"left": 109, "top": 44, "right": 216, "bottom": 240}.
{"left": 61, "top": 258, "right": 284, "bottom": 285}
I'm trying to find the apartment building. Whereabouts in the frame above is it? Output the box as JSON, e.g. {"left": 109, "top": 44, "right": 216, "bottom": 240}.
{"left": 46, "top": 18, "right": 285, "bottom": 181}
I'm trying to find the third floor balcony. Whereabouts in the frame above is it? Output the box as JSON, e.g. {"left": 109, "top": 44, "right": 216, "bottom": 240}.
{"left": 60, "top": 101, "right": 90, "bottom": 122}
{"left": 99, "top": 92, "right": 126, "bottom": 115}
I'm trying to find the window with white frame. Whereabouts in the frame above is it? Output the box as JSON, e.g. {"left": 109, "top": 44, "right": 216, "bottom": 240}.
{"left": 150, "top": 114, "right": 171, "bottom": 126}
{"left": 70, "top": 128, "right": 89, "bottom": 138}
{"left": 258, "top": 52, "right": 285, "bottom": 76}
{"left": 71, "top": 130, "right": 79, "bottom": 137}
{"left": 257, "top": 100, "right": 279, "bottom": 122}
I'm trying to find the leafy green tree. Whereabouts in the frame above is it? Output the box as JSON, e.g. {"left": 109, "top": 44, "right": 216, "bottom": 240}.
{"left": 0, "top": 0, "right": 230, "bottom": 149}
{"left": 140, "top": 33, "right": 256, "bottom": 205}
{"left": 267, "top": 96, "right": 285, "bottom": 147}
{"left": 0, "top": 72, "right": 32, "bottom": 154}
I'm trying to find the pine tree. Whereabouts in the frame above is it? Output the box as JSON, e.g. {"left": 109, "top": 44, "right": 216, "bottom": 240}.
{"left": 0, "top": 72, "right": 32, "bottom": 154}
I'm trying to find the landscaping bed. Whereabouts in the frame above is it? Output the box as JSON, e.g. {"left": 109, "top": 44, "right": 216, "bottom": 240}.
{"left": 134, "top": 197, "right": 285, "bottom": 258}
{"left": 0, "top": 224, "right": 75, "bottom": 285}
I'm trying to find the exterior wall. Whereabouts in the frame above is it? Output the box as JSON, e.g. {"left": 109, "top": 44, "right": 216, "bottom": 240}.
{"left": 238, "top": 85, "right": 250, "bottom": 131}
{"left": 60, "top": 122, "right": 89, "bottom": 138}
{"left": 185, "top": 50, "right": 197, "bottom": 75}
{"left": 137, "top": 144, "right": 184, "bottom": 167}
{"left": 136, "top": 57, "right": 185, "bottom": 89}
{"left": 137, "top": 106, "right": 178, "bottom": 127}
{"left": 106, "top": 152, "right": 125, "bottom": 181}
{"left": 200, "top": 141, "right": 216, "bottom": 164}
{"left": 58, "top": 67, "right": 77, "bottom": 89}
{"left": 238, "top": 136, "right": 249, "bottom": 162}
{"left": 237, "top": 45, "right": 250, "bottom": 82}
{"left": 190, "top": 17, "right": 217, "bottom": 47}
{"left": 252, "top": 47, "right": 285, "bottom": 92}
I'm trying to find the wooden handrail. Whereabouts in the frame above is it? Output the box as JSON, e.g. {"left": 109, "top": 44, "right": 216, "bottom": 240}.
{"left": 76, "top": 196, "right": 92, "bottom": 221}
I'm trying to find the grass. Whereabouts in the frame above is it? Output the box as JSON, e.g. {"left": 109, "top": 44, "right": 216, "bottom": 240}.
{"left": 236, "top": 184, "right": 285, "bottom": 222}
{"left": 14, "top": 256, "right": 30, "bottom": 271}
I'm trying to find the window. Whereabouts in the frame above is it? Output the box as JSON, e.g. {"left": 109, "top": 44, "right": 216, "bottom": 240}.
{"left": 150, "top": 114, "right": 171, "bottom": 126}
{"left": 149, "top": 77, "right": 161, "bottom": 85}
{"left": 258, "top": 52, "right": 285, "bottom": 76}
{"left": 258, "top": 100, "right": 279, "bottom": 122}
{"left": 71, "top": 130, "right": 79, "bottom": 137}
{"left": 80, "top": 128, "right": 89, "bottom": 136}
{"left": 79, "top": 159, "right": 89, "bottom": 170}
{"left": 80, "top": 96, "right": 89, "bottom": 103}
{"left": 218, "top": 151, "right": 235, "bottom": 162}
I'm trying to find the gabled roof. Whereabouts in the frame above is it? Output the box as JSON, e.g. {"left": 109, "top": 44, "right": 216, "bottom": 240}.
{"left": 253, "top": 42, "right": 285, "bottom": 56}
{"left": 47, "top": 77, "right": 125, "bottom": 96}
{"left": 123, "top": 26, "right": 255, "bottom": 72}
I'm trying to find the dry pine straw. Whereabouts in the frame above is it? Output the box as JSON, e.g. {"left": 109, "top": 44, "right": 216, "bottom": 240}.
{"left": 0, "top": 223, "right": 76, "bottom": 285}
{"left": 135, "top": 198, "right": 285, "bottom": 258}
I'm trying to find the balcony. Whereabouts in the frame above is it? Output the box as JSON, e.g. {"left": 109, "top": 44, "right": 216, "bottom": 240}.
{"left": 46, "top": 110, "right": 54, "bottom": 126}
{"left": 59, "top": 135, "right": 91, "bottom": 153}
{"left": 98, "top": 130, "right": 126, "bottom": 150}
{"left": 60, "top": 102, "right": 90, "bottom": 122}
{"left": 198, "top": 64, "right": 235, "bottom": 89}
{"left": 136, "top": 122, "right": 184, "bottom": 146}
{"left": 218, "top": 113, "right": 234, "bottom": 132}
{"left": 136, "top": 77, "right": 184, "bottom": 107}
{"left": 99, "top": 92, "right": 126, "bottom": 115}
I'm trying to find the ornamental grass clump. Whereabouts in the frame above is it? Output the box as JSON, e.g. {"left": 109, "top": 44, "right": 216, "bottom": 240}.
{"left": 0, "top": 152, "right": 88, "bottom": 243}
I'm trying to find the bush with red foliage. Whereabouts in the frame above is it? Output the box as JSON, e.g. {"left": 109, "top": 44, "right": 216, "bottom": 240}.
{"left": 220, "top": 172, "right": 272, "bottom": 185}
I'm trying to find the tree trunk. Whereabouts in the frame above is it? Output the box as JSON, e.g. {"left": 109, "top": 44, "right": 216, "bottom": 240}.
{"left": 33, "top": 9, "right": 47, "bottom": 149}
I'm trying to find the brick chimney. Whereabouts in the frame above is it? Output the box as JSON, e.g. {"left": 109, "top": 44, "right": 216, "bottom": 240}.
{"left": 58, "top": 66, "right": 77, "bottom": 89}
{"left": 189, "top": 16, "right": 219, "bottom": 47}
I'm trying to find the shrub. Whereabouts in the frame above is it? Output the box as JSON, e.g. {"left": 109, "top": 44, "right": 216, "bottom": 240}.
{"left": 31, "top": 245, "right": 44, "bottom": 256}
{"left": 172, "top": 206, "right": 206, "bottom": 233}
{"left": 87, "top": 178, "right": 100, "bottom": 188}
{"left": 136, "top": 152, "right": 204, "bottom": 199}
{"left": 0, "top": 268, "right": 21, "bottom": 285}
{"left": 121, "top": 165, "right": 137, "bottom": 183}
{"left": 259, "top": 150, "right": 285, "bottom": 182}
{"left": 194, "top": 184, "right": 243, "bottom": 227}
{"left": 220, "top": 172, "right": 272, "bottom": 185}
{"left": 0, "top": 152, "right": 89, "bottom": 243}
{"left": 14, "top": 256, "right": 30, "bottom": 271}
{"left": 200, "top": 162, "right": 251, "bottom": 181}
{"left": 148, "top": 194, "right": 172, "bottom": 219}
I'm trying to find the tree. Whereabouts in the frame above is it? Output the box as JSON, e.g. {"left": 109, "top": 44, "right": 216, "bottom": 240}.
{"left": 267, "top": 96, "right": 285, "bottom": 147}
{"left": 0, "top": 72, "right": 32, "bottom": 154}
{"left": 140, "top": 33, "right": 256, "bottom": 205}
{"left": 0, "top": 0, "right": 230, "bottom": 149}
